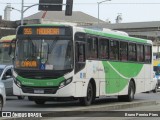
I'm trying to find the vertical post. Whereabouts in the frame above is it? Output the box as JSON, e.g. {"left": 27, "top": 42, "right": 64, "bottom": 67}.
{"left": 97, "top": 0, "right": 111, "bottom": 24}
{"left": 21, "top": 0, "right": 24, "bottom": 25}
{"left": 98, "top": 3, "right": 100, "bottom": 24}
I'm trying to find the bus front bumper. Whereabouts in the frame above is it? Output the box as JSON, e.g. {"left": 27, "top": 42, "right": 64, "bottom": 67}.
{"left": 13, "top": 81, "right": 87, "bottom": 98}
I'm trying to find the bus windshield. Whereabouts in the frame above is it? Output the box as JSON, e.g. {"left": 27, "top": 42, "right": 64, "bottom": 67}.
{"left": 15, "top": 38, "right": 73, "bottom": 71}
{"left": 0, "top": 42, "right": 12, "bottom": 64}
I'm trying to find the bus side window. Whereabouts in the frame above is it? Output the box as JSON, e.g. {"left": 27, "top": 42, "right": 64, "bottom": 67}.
{"left": 137, "top": 44, "right": 144, "bottom": 62}
{"left": 87, "top": 36, "right": 98, "bottom": 59}
{"left": 99, "top": 38, "right": 109, "bottom": 59}
{"left": 145, "top": 45, "right": 151, "bottom": 63}
{"left": 109, "top": 40, "right": 119, "bottom": 60}
{"left": 128, "top": 43, "right": 136, "bottom": 61}
{"left": 120, "top": 41, "right": 128, "bottom": 61}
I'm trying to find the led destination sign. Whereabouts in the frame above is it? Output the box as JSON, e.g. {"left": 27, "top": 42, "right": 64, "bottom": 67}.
{"left": 21, "top": 27, "right": 66, "bottom": 35}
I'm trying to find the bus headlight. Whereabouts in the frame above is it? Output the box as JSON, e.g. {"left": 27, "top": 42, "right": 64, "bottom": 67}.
{"left": 13, "top": 78, "right": 22, "bottom": 88}
{"left": 59, "top": 77, "right": 72, "bottom": 89}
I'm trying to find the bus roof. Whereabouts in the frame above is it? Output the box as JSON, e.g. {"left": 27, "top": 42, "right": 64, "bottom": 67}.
{"left": 82, "top": 28, "right": 152, "bottom": 44}
{"left": 0, "top": 35, "right": 16, "bottom": 42}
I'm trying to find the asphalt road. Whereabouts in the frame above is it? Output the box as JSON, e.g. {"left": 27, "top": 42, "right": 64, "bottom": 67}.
{"left": 1, "top": 91, "right": 160, "bottom": 120}
{"left": 2, "top": 91, "right": 160, "bottom": 111}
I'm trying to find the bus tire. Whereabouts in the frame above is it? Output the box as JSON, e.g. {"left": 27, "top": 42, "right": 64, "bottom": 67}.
{"left": 118, "top": 81, "right": 135, "bottom": 102}
{"left": 34, "top": 100, "right": 46, "bottom": 105}
{"left": 79, "top": 82, "right": 94, "bottom": 106}
{"left": 126, "top": 80, "right": 135, "bottom": 102}
{"left": 153, "top": 85, "right": 157, "bottom": 93}
{"left": 118, "top": 95, "right": 125, "bottom": 101}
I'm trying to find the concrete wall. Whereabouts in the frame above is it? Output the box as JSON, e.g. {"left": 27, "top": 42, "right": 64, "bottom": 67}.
{"left": 0, "top": 19, "right": 16, "bottom": 28}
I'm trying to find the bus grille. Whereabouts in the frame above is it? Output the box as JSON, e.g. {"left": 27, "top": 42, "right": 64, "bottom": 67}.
{"left": 21, "top": 86, "right": 58, "bottom": 94}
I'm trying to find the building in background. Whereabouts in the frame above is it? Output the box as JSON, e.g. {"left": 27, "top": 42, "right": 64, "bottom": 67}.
{"left": 0, "top": 16, "right": 16, "bottom": 38}
{"left": 1, "top": 11, "right": 106, "bottom": 38}
{"left": 18, "top": 11, "right": 105, "bottom": 26}
{"left": 4, "top": 4, "right": 11, "bottom": 21}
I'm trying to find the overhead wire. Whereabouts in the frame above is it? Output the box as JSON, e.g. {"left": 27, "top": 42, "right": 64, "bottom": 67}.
{"left": 1, "top": 2, "right": 160, "bottom": 5}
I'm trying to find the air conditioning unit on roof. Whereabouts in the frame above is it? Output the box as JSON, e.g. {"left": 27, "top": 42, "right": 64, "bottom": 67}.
{"left": 103, "top": 28, "right": 128, "bottom": 36}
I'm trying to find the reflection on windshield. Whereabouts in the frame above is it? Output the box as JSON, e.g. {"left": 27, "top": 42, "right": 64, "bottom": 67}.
{"left": 15, "top": 39, "right": 73, "bottom": 70}
{"left": 0, "top": 42, "right": 12, "bottom": 65}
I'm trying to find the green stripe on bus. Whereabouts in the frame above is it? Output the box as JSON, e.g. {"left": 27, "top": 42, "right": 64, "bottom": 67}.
{"left": 17, "top": 76, "right": 65, "bottom": 87}
{"left": 84, "top": 29, "right": 147, "bottom": 43}
{"left": 102, "top": 61, "right": 143, "bottom": 94}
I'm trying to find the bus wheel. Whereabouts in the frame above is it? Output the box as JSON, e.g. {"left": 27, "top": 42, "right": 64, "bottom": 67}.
{"left": 153, "top": 85, "right": 157, "bottom": 93}
{"left": 126, "top": 81, "right": 135, "bottom": 102}
{"left": 118, "top": 81, "right": 135, "bottom": 102}
{"left": 34, "top": 100, "right": 46, "bottom": 105}
{"left": 79, "top": 82, "right": 94, "bottom": 106}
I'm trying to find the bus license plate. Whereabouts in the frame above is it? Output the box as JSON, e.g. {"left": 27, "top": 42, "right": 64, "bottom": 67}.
{"left": 34, "top": 89, "right": 44, "bottom": 94}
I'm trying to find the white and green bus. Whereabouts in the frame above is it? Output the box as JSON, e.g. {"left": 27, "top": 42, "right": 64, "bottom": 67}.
{"left": 10, "top": 24, "right": 156, "bottom": 105}
{"left": 0, "top": 35, "right": 16, "bottom": 65}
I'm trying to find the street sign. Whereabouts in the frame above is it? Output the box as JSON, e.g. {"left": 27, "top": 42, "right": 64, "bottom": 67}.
{"left": 39, "top": 0, "right": 63, "bottom": 11}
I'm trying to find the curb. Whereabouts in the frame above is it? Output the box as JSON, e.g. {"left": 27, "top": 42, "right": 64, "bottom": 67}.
{"left": 1, "top": 100, "right": 157, "bottom": 119}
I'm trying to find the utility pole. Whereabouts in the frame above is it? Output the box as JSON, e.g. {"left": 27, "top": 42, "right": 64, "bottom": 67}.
{"left": 21, "top": 0, "right": 24, "bottom": 25}
{"left": 97, "top": 0, "right": 111, "bottom": 24}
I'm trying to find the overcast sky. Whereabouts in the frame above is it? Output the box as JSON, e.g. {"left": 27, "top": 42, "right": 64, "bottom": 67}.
{"left": 0, "top": 0, "right": 160, "bottom": 23}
